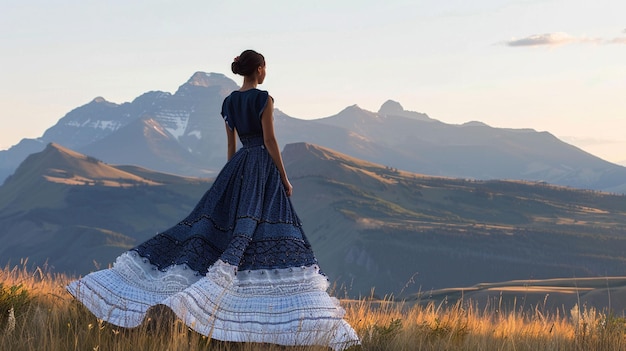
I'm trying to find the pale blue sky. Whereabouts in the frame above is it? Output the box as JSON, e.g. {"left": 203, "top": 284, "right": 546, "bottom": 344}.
{"left": 2, "top": 0, "right": 625, "bottom": 163}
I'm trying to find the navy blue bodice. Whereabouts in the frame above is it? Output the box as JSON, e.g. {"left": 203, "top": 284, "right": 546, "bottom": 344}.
{"left": 221, "top": 89, "right": 270, "bottom": 138}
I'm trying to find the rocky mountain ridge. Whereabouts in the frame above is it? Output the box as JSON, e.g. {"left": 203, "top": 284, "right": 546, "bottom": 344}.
{"left": 2, "top": 72, "right": 625, "bottom": 193}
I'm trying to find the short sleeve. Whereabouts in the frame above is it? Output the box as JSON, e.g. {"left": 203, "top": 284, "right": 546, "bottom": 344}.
{"left": 221, "top": 96, "right": 234, "bottom": 130}
{"left": 256, "top": 91, "right": 270, "bottom": 118}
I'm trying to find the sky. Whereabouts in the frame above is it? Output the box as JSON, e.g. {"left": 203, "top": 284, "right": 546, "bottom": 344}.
{"left": 2, "top": 0, "right": 625, "bottom": 164}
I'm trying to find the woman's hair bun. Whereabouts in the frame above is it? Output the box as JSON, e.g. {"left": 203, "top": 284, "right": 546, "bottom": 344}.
{"left": 231, "top": 60, "right": 241, "bottom": 75}
{"left": 231, "top": 50, "right": 265, "bottom": 76}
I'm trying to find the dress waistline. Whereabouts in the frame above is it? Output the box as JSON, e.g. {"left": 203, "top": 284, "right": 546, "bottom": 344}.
{"left": 240, "top": 135, "right": 264, "bottom": 148}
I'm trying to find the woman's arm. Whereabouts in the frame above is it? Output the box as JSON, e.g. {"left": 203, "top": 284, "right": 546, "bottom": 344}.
{"left": 225, "top": 122, "right": 237, "bottom": 161}
{"left": 261, "top": 96, "right": 293, "bottom": 196}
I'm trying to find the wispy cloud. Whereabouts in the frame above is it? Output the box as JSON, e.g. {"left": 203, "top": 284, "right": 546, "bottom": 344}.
{"left": 504, "top": 31, "right": 626, "bottom": 47}
{"left": 608, "top": 37, "right": 626, "bottom": 44}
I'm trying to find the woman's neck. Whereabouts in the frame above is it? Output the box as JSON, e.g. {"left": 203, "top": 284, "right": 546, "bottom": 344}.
{"left": 240, "top": 77, "right": 258, "bottom": 91}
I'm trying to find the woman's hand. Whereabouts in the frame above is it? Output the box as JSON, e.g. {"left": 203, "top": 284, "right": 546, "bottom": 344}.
{"left": 282, "top": 178, "right": 293, "bottom": 197}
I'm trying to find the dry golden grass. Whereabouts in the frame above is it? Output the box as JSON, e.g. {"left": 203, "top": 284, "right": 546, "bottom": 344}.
{"left": 2, "top": 263, "right": 626, "bottom": 351}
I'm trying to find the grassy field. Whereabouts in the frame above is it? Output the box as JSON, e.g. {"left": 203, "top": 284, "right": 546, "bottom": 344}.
{"left": 2, "top": 263, "right": 626, "bottom": 351}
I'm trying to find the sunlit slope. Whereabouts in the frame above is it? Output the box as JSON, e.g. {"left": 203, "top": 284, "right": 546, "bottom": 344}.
{"left": 0, "top": 143, "right": 161, "bottom": 212}
{"left": 420, "top": 276, "right": 626, "bottom": 314}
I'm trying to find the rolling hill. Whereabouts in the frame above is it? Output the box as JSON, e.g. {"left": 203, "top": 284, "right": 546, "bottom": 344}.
{"left": 284, "top": 143, "right": 626, "bottom": 298}
{"left": 2, "top": 142, "right": 625, "bottom": 304}
{"left": 0, "top": 143, "right": 212, "bottom": 271}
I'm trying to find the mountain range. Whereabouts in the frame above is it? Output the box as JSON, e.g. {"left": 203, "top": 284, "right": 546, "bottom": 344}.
{"left": 2, "top": 142, "right": 626, "bottom": 303}
{"left": 2, "top": 71, "right": 626, "bottom": 312}
{"left": 2, "top": 72, "right": 625, "bottom": 193}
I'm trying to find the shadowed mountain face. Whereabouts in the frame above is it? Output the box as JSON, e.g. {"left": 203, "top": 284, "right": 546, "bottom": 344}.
{"left": 314, "top": 104, "right": 626, "bottom": 192}
{"left": 1, "top": 72, "right": 625, "bottom": 192}
{"left": 2, "top": 143, "right": 625, "bottom": 302}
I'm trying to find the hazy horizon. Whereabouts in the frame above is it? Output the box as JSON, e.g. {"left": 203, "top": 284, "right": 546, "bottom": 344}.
{"left": 2, "top": 0, "right": 625, "bottom": 163}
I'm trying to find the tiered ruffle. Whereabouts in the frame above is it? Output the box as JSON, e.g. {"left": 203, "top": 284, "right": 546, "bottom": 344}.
{"left": 67, "top": 252, "right": 359, "bottom": 350}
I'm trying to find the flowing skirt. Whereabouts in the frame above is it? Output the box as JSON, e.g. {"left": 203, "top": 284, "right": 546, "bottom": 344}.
{"left": 66, "top": 136, "right": 359, "bottom": 350}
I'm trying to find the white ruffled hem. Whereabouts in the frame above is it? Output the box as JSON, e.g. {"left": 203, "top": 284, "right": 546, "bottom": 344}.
{"left": 67, "top": 252, "right": 359, "bottom": 350}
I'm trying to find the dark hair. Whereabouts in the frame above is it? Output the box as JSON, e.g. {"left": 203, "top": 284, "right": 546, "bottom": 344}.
{"left": 231, "top": 50, "right": 265, "bottom": 76}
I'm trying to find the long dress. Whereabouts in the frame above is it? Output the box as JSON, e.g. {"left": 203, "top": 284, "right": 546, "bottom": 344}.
{"left": 66, "top": 88, "right": 360, "bottom": 350}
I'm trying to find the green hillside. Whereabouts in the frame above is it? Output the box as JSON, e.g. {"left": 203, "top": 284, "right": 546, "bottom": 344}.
{"left": 283, "top": 143, "right": 626, "bottom": 298}
{"left": 1, "top": 142, "right": 626, "bottom": 306}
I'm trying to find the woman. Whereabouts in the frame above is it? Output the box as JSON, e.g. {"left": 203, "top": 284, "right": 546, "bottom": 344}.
{"left": 67, "top": 49, "right": 360, "bottom": 350}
